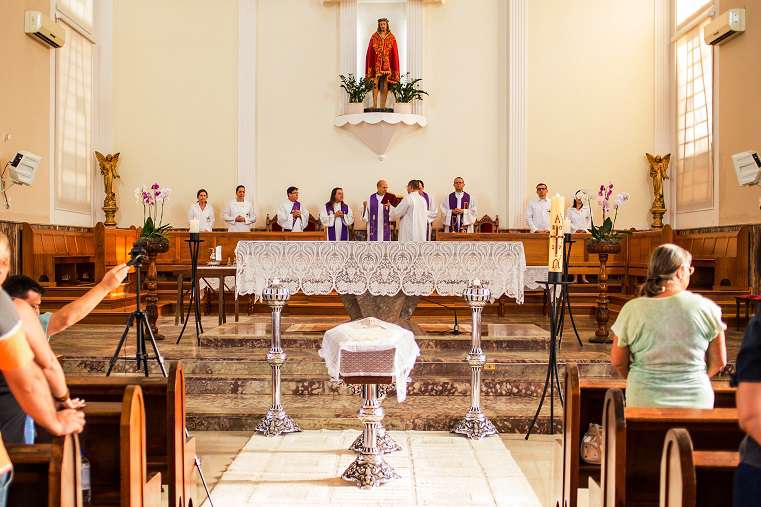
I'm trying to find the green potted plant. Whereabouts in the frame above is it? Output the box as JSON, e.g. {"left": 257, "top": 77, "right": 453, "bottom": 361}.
{"left": 339, "top": 73, "right": 375, "bottom": 114}
{"left": 390, "top": 73, "right": 428, "bottom": 114}
{"left": 586, "top": 183, "right": 630, "bottom": 253}
{"left": 134, "top": 183, "right": 172, "bottom": 254}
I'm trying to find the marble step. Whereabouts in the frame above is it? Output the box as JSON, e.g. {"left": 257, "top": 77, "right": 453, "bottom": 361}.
{"left": 185, "top": 393, "right": 563, "bottom": 435}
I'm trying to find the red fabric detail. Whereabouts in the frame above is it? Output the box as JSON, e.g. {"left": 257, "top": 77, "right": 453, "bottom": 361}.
{"left": 365, "top": 32, "right": 400, "bottom": 83}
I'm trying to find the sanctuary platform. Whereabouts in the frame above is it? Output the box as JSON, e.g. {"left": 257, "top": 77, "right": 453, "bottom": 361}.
{"left": 51, "top": 313, "right": 743, "bottom": 436}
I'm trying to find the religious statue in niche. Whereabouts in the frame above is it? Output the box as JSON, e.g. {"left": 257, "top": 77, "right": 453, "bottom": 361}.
{"left": 646, "top": 152, "right": 670, "bottom": 229}
{"left": 95, "top": 151, "right": 120, "bottom": 227}
{"left": 365, "top": 17, "right": 400, "bottom": 112}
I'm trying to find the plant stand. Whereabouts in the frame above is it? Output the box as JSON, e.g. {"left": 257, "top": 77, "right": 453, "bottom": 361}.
{"left": 587, "top": 240, "right": 622, "bottom": 344}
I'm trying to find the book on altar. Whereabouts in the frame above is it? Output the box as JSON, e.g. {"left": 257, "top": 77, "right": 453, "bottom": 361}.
{"left": 381, "top": 193, "right": 402, "bottom": 207}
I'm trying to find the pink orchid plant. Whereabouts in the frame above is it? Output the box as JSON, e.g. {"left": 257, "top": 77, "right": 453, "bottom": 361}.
{"left": 588, "top": 183, "right": 629, "bottom": 242}
{"left": 133, "top": 182, "right": 172, "bottom": 240}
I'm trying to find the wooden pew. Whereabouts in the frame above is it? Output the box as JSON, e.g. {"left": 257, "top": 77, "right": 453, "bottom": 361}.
{"left": 660, "top": 428, "right": 739, "bottom": 507}
{"left": 81, "top": 385, "right": 162, "bottom": 507}
{"left": 600, "top": 388, "right": 744, "bottom": 507}
{"left": 674, "top": 226, "right": 751, "bottom": 290}
{"left": 94, "top": 223, "right": 138, "bottom": 281}
{"left": 6, "top": 434, "right": 82, "bottom": 507}
{"left": 624, "top": 226, "right": 674, "bottom": 293}
{"left": 68, "top": 361, "right": 196, "bottom": 507}
{"left": 21, "top": 223, "right": 96, "bottom": 284}
{"left": 557, "top": 363, "right": 735, "bottom": 507}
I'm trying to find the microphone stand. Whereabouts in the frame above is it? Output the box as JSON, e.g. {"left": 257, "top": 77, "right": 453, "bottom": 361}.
{"left": 421, "top": 297, "right": 461, "bottom": 335}
{"left": 557, "top": 233, "right": 582, "bottom": 346}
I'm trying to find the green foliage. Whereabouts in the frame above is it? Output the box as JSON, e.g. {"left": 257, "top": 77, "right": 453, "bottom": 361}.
{"left": 139, "top": 216, "right": 171, "bottom": 240}
{"left": 590, "top": 216, "right": 618, "bottom": 243}
{"left": 390, "top": 73, "right": 429, "bottom": 103}
{"left": 339, "top": 74, "right": 375, "bottom": 103}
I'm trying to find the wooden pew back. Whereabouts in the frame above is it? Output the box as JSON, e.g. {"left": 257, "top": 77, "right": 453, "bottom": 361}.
{"left": 94, "top": 223, "right": 138, "bottom": 280}
{"left": 6, "top": 434, "right": 82, "bottom": 507}
{"left": 674, "top": 226, "right": 751, "bottom": 290}
{"left": 626, "top": 226, "right": 674, "bottom": 291}
{"left": 21, "top": 223, "right": 96, "bottom": 283}
{"left": 660, "top": 428, "right": 739, "bottom": 507}
{"left": 601, "top": 388, "right": 744, "bottom": 507}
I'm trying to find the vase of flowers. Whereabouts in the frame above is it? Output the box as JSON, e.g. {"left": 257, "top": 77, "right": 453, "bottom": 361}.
{"left": 339, "top": 73, "right": 375, "bottom": 114}
{"left": 391, "top": 73, "right": 428, "bottom": 114}
{"left": 134, "top": 182, "right": 172, "bottom": 254}
{"left": 586, "top": 183, "right": 629, "bottom": 253}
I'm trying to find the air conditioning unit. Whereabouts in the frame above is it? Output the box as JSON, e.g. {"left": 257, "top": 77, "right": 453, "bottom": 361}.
{"left": 704, "top": 8, "right": 745, "bottom": 45}
{"left": 24, "top": 10, "right": 66, "bottom": 48}
{"left": 732, "top": 151, "right": 761, "bottom": 186}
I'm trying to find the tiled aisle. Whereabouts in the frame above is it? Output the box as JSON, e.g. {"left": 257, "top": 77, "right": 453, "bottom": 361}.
{"left": 200, "top": 430, "right": 543, "bottom": 507}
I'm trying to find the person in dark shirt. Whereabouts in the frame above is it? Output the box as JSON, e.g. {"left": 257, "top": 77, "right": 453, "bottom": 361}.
{"left": 733, "top": 298, "right": 761, "bottom": 505}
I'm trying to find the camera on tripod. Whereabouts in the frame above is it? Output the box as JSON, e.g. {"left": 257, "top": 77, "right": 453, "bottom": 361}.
{"left": 126, "top": 244, "right": 147, "bottom": 267}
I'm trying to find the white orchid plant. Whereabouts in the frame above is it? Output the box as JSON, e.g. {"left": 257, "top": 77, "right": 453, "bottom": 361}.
{"left": 134, "top": 182, "right": 172, "bottom": 240}
{"left": 587, "top": 183, "right": 630, "bottom": 243}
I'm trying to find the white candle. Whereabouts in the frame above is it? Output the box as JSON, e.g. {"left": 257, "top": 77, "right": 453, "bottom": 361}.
{"left": 189, "top": 219, "right": 200, "bottom": 233}
{"left": 548, "top": 194, "right": 565, "bottom": 276}
{"left": 215, "top": 245, "right": 222, "bottom": 261}
{"left": 564, "top": 218, "right": 572, "bottom": 235}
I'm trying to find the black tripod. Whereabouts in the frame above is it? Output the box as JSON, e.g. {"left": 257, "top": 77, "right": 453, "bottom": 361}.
{"left": 177, "top": 234, "right": 204, "bottom": 345}
{"left": 107, "top": 249, "right": 166, "bottom": 377}
{"left": 557, "top": 233, "right": 582, "bottom": 346}
{"left": 421, "top": 297, "right": 461, "bottom": 335}
{"left": 526, "top": 275, "right": 569, "bottom": 439}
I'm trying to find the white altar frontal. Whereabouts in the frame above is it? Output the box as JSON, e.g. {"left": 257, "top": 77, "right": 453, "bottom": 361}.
{"left": 235, "top": 241, "right": 529, "bottom": 303}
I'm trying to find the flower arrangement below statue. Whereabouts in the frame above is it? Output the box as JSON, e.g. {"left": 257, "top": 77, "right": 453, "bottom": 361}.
{"left": 134, "top": 183, "right": 172, "bottom": 252}
{"left": 587, "top": 183, "right": 629, "bottom": 245}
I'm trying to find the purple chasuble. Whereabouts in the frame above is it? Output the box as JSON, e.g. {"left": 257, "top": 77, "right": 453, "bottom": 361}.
{"left": 448, "top": 192, "right": 470, "bottom": 232}
{"left": 291, "top": 200, "right": 302, "bottom": 229}
{"left": 326, "top": 202, "right": 349, "bottom": 241}
{"left": 421, "top": 191, "right": 431, "bottom": 240}
{"left": 368, "top": 194, "right": 391, "bottom": 241}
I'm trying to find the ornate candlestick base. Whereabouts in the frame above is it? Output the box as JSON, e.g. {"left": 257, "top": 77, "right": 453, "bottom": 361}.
{"left": 255, "top": 407, "right": 300, "bottom": 436}
{"left": 342, "top": 454, "right": 400, "bottom": 489}
{"left": 349, "top": 426, "right": 401, "bottom": 454}
{"left": 452, "top": 410, "right": 498, "bottom": 440}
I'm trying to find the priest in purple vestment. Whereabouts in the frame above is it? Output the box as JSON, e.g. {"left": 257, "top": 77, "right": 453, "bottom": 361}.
{"left": 319, "top": 187, "right": 354, "bottom": 241}
{"left": 418, "top": 180, "right": 438, "bottom": 240}
{"left": 362, "top": 179, "right": 393, "bottom": 241}
{"left": 277, "top": 186, "right": 311, "bottom": 232}
{"left": 441, "top": 176, "right": 477, "bottom": 233}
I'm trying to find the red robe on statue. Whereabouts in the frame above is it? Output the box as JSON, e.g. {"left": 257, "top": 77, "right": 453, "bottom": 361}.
{"left": 365, "top": 32, "right": 400, "bottom": 83}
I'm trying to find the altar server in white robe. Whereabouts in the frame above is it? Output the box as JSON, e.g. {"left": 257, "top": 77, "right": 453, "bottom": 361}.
{"left": 223, "top": 185, "right": 256, "bottom": 232}
{"left": 277, "top": 186, "right": 310, "bottom": 232}
{"left": 362, "top": 179, "right": 393, "bottom": 241}
{"left": 526, "top": 182, "right": 551, "bottom": 233}
{"left": 188, "top": 188, "right": 215, "bottom": 232}
{"left": 566, "top": 190, "right": 591, "bottom": 232}
{"left": 418, "top": 180, "right": 438, "bottom": 240}
{"left": 320, "top": 187, "right": 354, "bottom": 241}
{"left": 390, "top": 180, "right": 429, "bottom": 242}
{"left": 441, "top": 177, "right": 477, "bottom": 233}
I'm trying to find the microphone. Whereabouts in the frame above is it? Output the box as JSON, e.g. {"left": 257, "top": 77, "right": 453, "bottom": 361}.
{"left": 421, "top": 297, "right": 461, "bottom": 335}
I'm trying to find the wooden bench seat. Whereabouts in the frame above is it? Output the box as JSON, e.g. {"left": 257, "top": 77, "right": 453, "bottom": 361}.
{"left": 601, "top": 388, "right": 744, "bottom": 507}
{"left": 80, "top": 385, "right": 162, "bottom": 507}
{"left": 660, "top": 428, "right": 739, "bottom": 507}
{"left": 6, "top": 434, "right": 82, "bottom": 507}
{"left": 674, "top": 226, "right": 751, "bottom": 290}
{"left": 68, "top": 361, "right": 195, "bottom": 507}
{"left": 556, "top": 363, "right": 735, "bottom": 507}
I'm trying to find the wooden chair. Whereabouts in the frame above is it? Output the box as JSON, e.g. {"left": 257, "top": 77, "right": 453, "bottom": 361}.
{"left": 474, "top": 214, "right": 499, "bottom": 233}
{"left": 600, "top": 388, "right": 744, "bottom": 507}
{"left": 660, "top": 428, "right": 739, "bottom": 507}
{"left": 6, "top": 434, "right": 82, "bottom": 507}
{"left": 68, "top": 361, "right": 196, "bottom": 507}
{"left": 80, "top": 385, "right": 161, "bottom": 506}
{"left": 735, "top": 293, "right": 761, "bottom": 330}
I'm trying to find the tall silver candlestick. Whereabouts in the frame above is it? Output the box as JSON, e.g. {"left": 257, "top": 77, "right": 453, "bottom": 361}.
{"left": 349, "top": 385, "right": 401, "bottom": 453}
{"left": 256, "top": 279, "right": 301, "bottom": 436}
{"left": 452, "top": 279, "right": 498, "bottom": 439}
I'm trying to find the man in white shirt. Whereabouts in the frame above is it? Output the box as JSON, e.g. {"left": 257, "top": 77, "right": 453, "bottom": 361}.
{"left": 390, "top": 180, "right": 429, "bottom": 241}
{"left": 223, "top": 185, "right": 256, "bottom": 232}
{"left": 362, "top": 179, "right": 393, "bottom": 241}
{"left": 441, "top": 177, "right": 477, "bottom": 233}
{"left": 526, "top": 182, "right": 551, "bottom": 233}
{"left": 418, "top": 180, "right": 438, "bottom": 240}
{"left": 187, "top": 188, "right": 215, "bottom": 232}
{"left": 320, "top": 187, "right": 354, "bottom": 241}
{"left": 277, "top": 186, "right": 310, "bottom": 232}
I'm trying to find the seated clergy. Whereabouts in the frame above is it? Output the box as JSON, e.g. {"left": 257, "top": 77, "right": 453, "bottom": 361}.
{"left": 362, "top": 179, "right": 393, "bottom": 241}
{"left": 390, "top": 180, "right": 428, "bottom": 241}
{"left": 187, "top": 188, "right": 215, "bottom": 232}
{"left": 223, "top": 185, "right": 256, "bottom": 232}
{"left": 526, "top": 182, "right": 550, "bottom": 233}
{"left": 277, "top": 186, "right": 310, "bottom": 232}
{"left": 441, "top": 177, "right": 477, "bottom": 232}
{"left": 320, "top": 187, "right": 354, "bottom": 241}
{"left": 418, "top": 180, "right": 438, "bottom": 240}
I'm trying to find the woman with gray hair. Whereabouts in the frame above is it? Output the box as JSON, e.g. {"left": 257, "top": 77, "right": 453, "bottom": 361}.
{"left": 609, "top": 243, "right": 727, "bottom": 408}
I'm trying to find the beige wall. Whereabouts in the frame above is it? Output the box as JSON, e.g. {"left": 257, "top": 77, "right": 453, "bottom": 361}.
{"left": 112, "top": 0, "right": 238, "bottom": 228}
{"left": 0, "top": 0, "right": 52, "bottom": 224}
{"left": 527, "top": 0, "right": 655, "bottom": 229}
{"left": 718, "top": 0, "right": 761, "bottom": 225}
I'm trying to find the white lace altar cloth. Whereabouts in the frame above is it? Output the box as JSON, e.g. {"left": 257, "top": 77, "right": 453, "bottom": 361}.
{"left": 319, "top": 318, "right": 420, "bottom": 402}
{"left": 235, "top": 241, "right": 528, "bottom": 303}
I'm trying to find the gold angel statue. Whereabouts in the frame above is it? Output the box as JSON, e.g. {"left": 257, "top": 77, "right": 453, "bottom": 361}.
{"left": 645, "top": 152, "right": 670, "bottom": 228}
{"left": 95, "top": 151, "right": 121, "bottom": 226}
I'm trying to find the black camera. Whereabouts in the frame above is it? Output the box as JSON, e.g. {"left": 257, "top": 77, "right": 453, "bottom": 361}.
{"left": 126, "top": 244, "right": 147, "bottom": 267}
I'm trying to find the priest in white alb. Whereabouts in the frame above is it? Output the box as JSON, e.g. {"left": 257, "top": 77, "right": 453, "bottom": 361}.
{"left": 320, "top": 187, "right": 354, "bottom": 241}
{"left": 390, "top": 180, "right": 429, "bottom": 241}
{"left": 277, "top": 186, "right": 310, "bottom": 232}
{"left": 418, "top": 180, "right": 438, "bottom": 240}
{"left": 223, "top": 185, "right": 256, "bottom": 232}
{"left": 362, "top": 179, "right": 393, "bottom": 241}
{"left": 441, "top": 176, "right": 477, "bottom": 232}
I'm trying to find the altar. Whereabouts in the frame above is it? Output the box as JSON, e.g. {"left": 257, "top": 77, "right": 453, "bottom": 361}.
{"left": 235, "top": 241, "right": 533, "bottom": 331}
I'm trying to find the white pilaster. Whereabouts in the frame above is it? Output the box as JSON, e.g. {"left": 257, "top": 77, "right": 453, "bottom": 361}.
{"left": 238, "top": 0, "right": 257, "bottom": 199}
{"left": 339, "top": 0, "right": 358, "bottom": 114}
{"left": 654, "top": 0, "right": 674, "bottom": 225}
{"left": 507, "top": 0, "right": 528, "bottom": 228}
{"left": 93, "top": 0, "right": 113, "bottom": 226}
{"left": 407, "top": 0, "right": 424, "bottom": 115}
